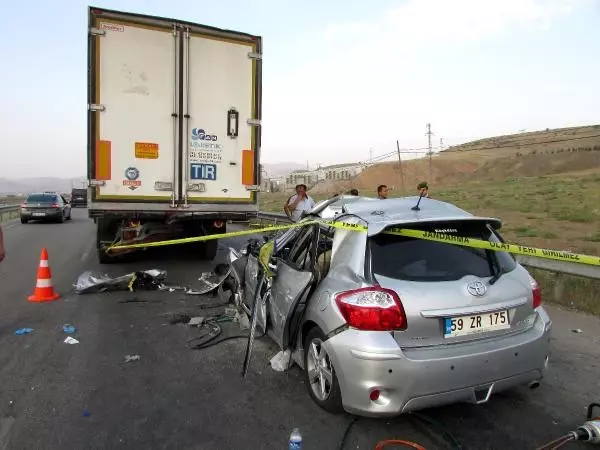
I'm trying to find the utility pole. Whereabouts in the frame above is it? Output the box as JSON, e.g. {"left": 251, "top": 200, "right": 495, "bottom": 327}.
{"left": 396, "top": 140, "right": 405, "bottom": 191}
{"left": 426, "top": 123, "right": 434, "bottom": 182}
{"left": 439, "top": 138, "right": 444, "bottom": 152}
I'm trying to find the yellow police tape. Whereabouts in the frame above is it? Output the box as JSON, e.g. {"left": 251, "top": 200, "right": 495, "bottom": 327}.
{"left": 106, "top": 218, "right": 600, "bottom": 267}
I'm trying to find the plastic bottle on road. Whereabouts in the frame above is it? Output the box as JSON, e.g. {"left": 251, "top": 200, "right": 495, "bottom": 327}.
{"left": 289, "top": 428, "right": 302, "bottom": 450}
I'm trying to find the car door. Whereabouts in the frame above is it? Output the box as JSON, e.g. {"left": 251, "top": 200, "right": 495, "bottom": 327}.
{"left": 268, "top": 224, "right": 317, "bottom": 349}
{"left": 60, "top": 195, "right": 70, "bottom": 217}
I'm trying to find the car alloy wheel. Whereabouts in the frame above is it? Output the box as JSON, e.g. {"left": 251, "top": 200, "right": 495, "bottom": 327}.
{"left": 303, "top": 327, "right": 344, "bottom": 413}
{"left": 306, "top": 336, "right": 334, "bottom": 401}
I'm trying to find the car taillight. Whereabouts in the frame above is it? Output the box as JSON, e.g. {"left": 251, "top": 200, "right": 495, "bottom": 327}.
{"left": 51, "top": 204, "right": 59, "bottom": 208}
{"left": 530, "top": 277, "right": 542, "bottom": 309}
{"left": 334, "top": 286, "right": 407, "bottom": 331}
{"left": 21, "top": 203, "right": 27, "bottom": 208}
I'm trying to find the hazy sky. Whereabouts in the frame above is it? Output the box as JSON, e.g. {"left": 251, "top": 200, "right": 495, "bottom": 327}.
{"left": 1, "top": 0, "right": 599, "bottom": 178}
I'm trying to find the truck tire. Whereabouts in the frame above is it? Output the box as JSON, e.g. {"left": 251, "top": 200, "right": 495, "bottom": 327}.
{"left": 202, "top": 238, "right": 219, "bottom": 260}
{"left": 97, "top": 218, "right": 117, "bottom": 264}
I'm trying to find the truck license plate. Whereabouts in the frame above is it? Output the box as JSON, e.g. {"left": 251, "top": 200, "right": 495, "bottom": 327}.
{"left": 444, "top": 311, "right": 510, "bottom": 337}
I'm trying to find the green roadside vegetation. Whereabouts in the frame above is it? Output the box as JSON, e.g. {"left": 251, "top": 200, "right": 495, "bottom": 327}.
{"left": 259, "top": 174, "right": 600, "bottom": 315}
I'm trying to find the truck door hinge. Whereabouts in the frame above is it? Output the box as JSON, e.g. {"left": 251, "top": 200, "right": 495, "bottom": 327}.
{"left": 89, "top": 104, "right": 105, "bottom": 112}
{"left": 247, "top": 52, "right": 262, "bottom": 60}
{"left": 247, "top": 119, "right": 261, "bottom": 127}
{"left": 90, "top": 27, "right": 106, "bottom": 36}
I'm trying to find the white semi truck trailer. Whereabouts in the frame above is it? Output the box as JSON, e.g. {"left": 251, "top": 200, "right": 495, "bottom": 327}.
{"left": 87, "top": 7, "right": 262, "bottom": 263}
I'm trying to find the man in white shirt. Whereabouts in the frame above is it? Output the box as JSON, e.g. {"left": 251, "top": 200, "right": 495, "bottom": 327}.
{"left": 284, "top": 184, "right": 316, "bottom": 222}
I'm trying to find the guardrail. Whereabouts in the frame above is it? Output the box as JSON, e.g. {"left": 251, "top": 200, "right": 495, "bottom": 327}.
{"left": 0, "top": 204, "right": 20, "bottom": 224}
{"left": 255, "top": 211, "right": 600, "bottom": 281}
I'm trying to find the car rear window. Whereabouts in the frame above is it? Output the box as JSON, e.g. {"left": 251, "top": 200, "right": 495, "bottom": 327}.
{"left": 72, "top": 189, "right": 86, "bottom": 196}
{"left": 27, "top": 194, "right": 59, "bottom": 203}
{"left": 369, "top": 221, "right": 516, "bottom": 282}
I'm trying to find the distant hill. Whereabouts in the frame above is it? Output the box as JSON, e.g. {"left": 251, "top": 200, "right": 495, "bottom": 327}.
{"left": 0, "top": 177, "right": 84, "bottom": 195}
{"left": 308, "top": 124, "right": 600, "bottom": 195}
{"left": 445, "top": 124, "right": 600, "bottom": 154}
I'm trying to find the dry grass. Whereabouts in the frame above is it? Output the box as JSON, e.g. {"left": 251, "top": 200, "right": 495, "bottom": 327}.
{"left": 259, "top": 173, "right": 600, "bottom": 315}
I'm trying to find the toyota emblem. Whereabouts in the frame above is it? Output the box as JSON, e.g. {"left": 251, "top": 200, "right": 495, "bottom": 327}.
{"left": 467, "top": 280, "right": 487, "bottom": 297}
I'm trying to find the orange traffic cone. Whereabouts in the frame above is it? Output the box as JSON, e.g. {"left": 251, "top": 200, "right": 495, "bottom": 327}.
{"left": 28, "top": 248, "right": 60, "bottom": 302}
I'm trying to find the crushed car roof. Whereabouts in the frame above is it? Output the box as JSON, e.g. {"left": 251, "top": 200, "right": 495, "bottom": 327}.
{"left": 307, "top": 195, "right": 503, "bottom": 236}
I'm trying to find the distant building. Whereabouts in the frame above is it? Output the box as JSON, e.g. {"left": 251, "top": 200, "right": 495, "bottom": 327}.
{"left": 283, "top": 163, "right": 364, "bottom": 189}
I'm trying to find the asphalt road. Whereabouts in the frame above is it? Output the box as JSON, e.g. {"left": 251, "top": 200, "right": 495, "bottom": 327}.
{"left": 0, "top": 208, "right": 599, "bottom": 450}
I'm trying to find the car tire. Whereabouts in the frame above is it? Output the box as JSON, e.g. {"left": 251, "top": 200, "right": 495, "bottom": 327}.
{"left": 57, "top": 213, "right": 65, "bottom": 224}
{"left": 303, "top": 327, "right": 345, "bottom": 414}
{"left": 21, "top": 218, "right": 28, "bottom": 224}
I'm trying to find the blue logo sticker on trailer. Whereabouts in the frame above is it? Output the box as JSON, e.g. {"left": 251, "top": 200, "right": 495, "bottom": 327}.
{"left": 190, "top": 163, "right": 217, "bottom": 181}
{"left": 124, "top": 167, "right": 140, "bottom": 180}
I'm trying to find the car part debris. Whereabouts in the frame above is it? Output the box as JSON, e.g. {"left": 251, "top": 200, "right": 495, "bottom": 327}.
{"left": 270, "top": 349, "right": 293, "bottom": 372}
{"left": 195, "top": 263, "right": 231, "bottom": 294}
{"left": 158, "top": 284, "right": 188, "bottom": 293}
{"left": 242, "top": 270, "right": 268, "bottom": 378}
{"left": 187, "top": 321, "right": 222, "bottom": 349}
{"left": 63, "top": 324, "right": 76, "bottom": 334}
{"left": 188, "top": 317, "right": 204, "bottom": 327}
{"left": 124, "top": 354, "right": 140, "bottom": 363}
{"left": 168, "top": 313, "right": 192, "bottom": 325}
{"left": 74, "top": 269, "right": 167, "bottom": 294}
{"left": 64, "top": 337, "right": 79, "bottom": 344}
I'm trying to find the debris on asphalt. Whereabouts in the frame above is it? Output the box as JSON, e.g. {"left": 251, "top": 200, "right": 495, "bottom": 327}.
{"left": 75, "top": 263, "right": 234, "bottom": 296}
{"left": 168, "top": 313, "right": 191, "bottom": 325}
{"left": 118, "top": 298, "right": 149, "bottom": 304}
{"left": 188, "top": 317, "right": 204, "bottom": 327}
{"left": 195, "top": 263, "right": 232, "bottom": 294}
{"left": 64, "top": 337, "right": 80, "bottom": 344}
{"left": 236, "top": 311, "right": 250, "bottom": 331}
{"left": 572, "top": 328, "right": 583, "bottom": 333}
{"left": 270, "top": 350, "right": 293, "bottom": 372}
{"left": 15, "top": 328, "right": 34, "bottom": 335}
{"left": 82, "top": 410, "right": 91, "bottom": 417}
{"left": 158, "top": 284, "right": 188, "bottom": 293}
{"left": 125, "top": 354, "right": 140, "bottom": 363}
{"left": 63, "top": 324, "right": 76, "bottom": 334}
{"left": 74, "top": 269, "right": 168, "bottom": 294}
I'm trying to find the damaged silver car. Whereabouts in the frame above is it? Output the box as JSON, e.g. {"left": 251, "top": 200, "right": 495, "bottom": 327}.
{"left": 229, "top": 195, "right": 552, "bottom": 417}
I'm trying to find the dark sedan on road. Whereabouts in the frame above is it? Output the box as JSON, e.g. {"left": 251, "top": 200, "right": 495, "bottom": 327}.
{"left": 70, "top": 188, "right": 88, "bottom": 207}
{"left": 20, "top": 193, "right": 72, "bottom": 224}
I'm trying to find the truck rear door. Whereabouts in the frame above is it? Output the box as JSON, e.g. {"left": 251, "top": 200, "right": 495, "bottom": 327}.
{"left": 88, "top": 8, "right": 261, "bottom": 207}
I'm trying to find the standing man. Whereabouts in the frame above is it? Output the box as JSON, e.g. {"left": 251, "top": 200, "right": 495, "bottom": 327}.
{"left": 377, "top": 185, "right": 389, "bottom": 199}
{"left": 284, "top": 184, "right": 316, "bottom": 222}
{"left": 0, "top": 225, "right": 5, "bottom": 263}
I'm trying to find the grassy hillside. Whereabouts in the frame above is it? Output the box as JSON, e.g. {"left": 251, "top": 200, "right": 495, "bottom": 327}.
{"left": 446, "top": 124, "right": 600, "bottom": 154}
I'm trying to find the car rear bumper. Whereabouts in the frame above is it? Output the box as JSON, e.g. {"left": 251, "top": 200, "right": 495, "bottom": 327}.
{"left": 324, "top": 307, "right": 552, "bottom": 417}
{"left": 21, "top": 210, "right": 62, "bottom": 220}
